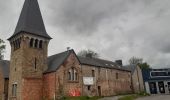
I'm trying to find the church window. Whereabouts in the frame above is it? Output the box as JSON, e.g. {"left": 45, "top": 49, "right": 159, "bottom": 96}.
{"left": 39, "top": 40, "right": 43, "bottom": 48}
{"left": 92, "top": 70, "right": 95, "bottom": 77}
{"left": 13, "top": 41, "right": 16, "bottom": 50}
{"left": 116, "top": 73, "right": 119, "bottom": 79}
{"left": 68, "top": 71, "right": 71, "bottom": 80}
{"left": 34, "top": 39, "right": 38, "bottom": 48}
{"left": 12, "top": 83, "right": 17, "bottom": 97}
{"left": 30, "top": 38, "right": 34, "bottom": 47}
{"left": 68, "top": 67, "right": 78, "bottom": 81}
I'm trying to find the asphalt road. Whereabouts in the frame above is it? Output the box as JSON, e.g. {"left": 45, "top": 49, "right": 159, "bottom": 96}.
{"left": 136, "top": 95, "right": 170, "bottom": 100}
{"left": 99, "top": 95, "right": 170, "bottom": 100}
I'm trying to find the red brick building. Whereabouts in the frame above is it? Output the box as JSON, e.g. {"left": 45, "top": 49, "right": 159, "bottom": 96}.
{"left": 0, "top": 0, "right": 132, "bottom": 100}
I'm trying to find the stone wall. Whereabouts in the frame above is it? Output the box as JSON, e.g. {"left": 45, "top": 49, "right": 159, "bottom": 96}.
{"left": 82, "top": 65, "right": 132, "bottom": 96}
{"left": 0, "top": 68, "right": 4, "bottom": 100}
{"left": 132, "top": 65, "right": 144, "bottom": 93}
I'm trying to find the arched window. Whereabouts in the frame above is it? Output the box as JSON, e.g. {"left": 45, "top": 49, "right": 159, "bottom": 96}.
{"left": 30, "top": 38, "right": 34, "bottom": 47}
{"left": 39, "top": 40, "right": 43, "bottom": 48}
{"left": 68, "top": 71, "right": 71, "bottom": 80}
{"left": 68, "top": 67, "right": 78, "bottom": 81}
{"left": 13, "top": 41, "right": 16, "bottom": 50}
{"left": 34, "top": 39, "right": 38, "bottom": 48}
{"left": 16, "top": 39, "right": 20, "bottom": 49}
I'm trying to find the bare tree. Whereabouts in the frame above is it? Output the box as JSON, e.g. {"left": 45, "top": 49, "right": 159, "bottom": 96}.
{"left": 77, "top": 49, "right": 99, "bottom": 58}
{"left": 0, "top": 38, "right": 6, "bottom": 60}
{"left": 129, "top": 56, "right": 143, "bottom": 65}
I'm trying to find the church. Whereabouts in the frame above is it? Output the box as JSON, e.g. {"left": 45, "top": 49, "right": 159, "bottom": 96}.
{"left": 0, "top": 0, "right": 134, "bottom": 100}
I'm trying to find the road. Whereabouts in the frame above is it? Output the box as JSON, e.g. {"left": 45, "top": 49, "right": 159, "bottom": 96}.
{"left": 136, "top": 95, "right": 170, "bottom": 100}
{"left": 99, "top": 95, "right": 170, "bottom": 100}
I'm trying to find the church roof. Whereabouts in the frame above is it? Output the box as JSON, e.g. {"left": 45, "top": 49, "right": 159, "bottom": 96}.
{"left": 79, "top": 57, "right": 130, "bottom": 71}
{"left": 45, "top": 50, "right": 72, "bottom": 73}
{"left": 8, "top": 0, "right": 51, "bottom": 40}
{"left": 45, "top": 50, "right": 130, "bottom": 73}
{"left": 0, "top": 60, "right": 10, "bottom": 78}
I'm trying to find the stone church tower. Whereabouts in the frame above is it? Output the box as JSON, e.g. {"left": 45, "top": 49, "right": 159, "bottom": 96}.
{"left": 8, "top": 0, "right": 51, "bottom": 100}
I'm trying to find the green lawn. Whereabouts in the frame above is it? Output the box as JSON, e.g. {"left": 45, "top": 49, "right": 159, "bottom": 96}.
{"left": 118, "top": 92, "right": 150, "bottom": 100}
{"left": 60, "top": 96, "right": 102, "bottom": 100}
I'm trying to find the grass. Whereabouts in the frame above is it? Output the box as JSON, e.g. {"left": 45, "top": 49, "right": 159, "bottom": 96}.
{"left": 118, "top": 95, "right": 138, "bottom": 100}
{"left": 60, "top": 96, "right": 102, "bottom": 100}
{"left": 118, "top": 91, "right": 150, "bottom": 100}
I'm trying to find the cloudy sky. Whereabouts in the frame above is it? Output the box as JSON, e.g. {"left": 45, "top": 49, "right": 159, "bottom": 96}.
{"left": 1, "top": 0, "right": 170, "bottom": 68}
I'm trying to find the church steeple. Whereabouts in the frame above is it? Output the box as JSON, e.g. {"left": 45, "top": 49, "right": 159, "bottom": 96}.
{"left": 8, "top": 0, "right": 51, "bottom": 40}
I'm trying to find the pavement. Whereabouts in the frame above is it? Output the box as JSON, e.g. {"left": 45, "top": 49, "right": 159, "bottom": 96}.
{"left": 99, "top": 95, "right": 170, "bottom": 100}
{"left": 136, "top": 95, "right": 170, "bottom": 100}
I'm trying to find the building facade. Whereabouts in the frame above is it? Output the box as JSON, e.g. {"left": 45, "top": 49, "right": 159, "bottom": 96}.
{"left": 142, "top": 68, "right": 170, "bottom": 94}
{"left": 0, "top": 0, "right": 133, "bottom": 100}
{"left": 123, "top": 65, "right": 144, "bottom": 93}
{"left": 0, "top": 60, "right": 9, "bottom": 100}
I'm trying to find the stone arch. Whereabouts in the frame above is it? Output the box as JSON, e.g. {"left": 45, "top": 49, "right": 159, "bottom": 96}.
{"left": 34, "top": 39, "right": 38, "bottom": 48}
{"left": 30, "top": 38, "right": 34, "bottom": 47}
{"left": 39, "top": 40, "right": 43, "bottom": 48}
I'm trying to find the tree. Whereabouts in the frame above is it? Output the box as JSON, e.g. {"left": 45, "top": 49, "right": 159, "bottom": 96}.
{"left": 129, "top": 56, "right": 150, "bottom": 69}
{"left": 138, "top": 62, "right": 150, "bottom": 69}
{"left": 77, "top": 49, "right": 99, "bottom": 58}
{"left": 129, "top": 56, "right": 143, "bottom": 65}
{"left": 0, "top": 38, "right": 6, "bottom": 60}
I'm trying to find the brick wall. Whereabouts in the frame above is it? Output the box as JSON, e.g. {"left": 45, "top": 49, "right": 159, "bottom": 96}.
{"left": 43, "top": 72, "right": 56, "bottom": 100}
{"left": 43, "top": 52, "right": 82, "bottom": 99}
{"left": 22, "top": 78, "right": 43, "bottom": 100}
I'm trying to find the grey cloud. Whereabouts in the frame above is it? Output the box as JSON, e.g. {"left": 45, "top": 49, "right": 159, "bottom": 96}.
{"left": 1, "top": 0, "right": 170, "bottom": 68}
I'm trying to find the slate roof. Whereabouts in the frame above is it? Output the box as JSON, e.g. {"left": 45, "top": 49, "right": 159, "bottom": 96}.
{"left": 78, "top": 56, "right": 127, "bottom": 70}
{"left": 122, "top": 64, "right": 137, "bottom": 74}
{"left": 8, "top": 0, "right": 51, "bottom": 40}
{"left": 46, "top": 50, "right": 130, "bottom": 73}
{"left": 0, "top": 60, "right": 10, "bottom": 78}
{"left": 45, "top": 50, "right": 72, "bottom": 73}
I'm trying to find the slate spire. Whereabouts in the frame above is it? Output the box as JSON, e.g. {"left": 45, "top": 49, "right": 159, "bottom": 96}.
{"left": 9, "top": 0, "right": 51, "bottom": 40}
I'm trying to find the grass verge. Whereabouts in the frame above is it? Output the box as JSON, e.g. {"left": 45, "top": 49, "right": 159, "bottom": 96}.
{"left": 60, "top": 96, "right": 103, "bottom": 100}
{"left": 118, "top": 92, "right": 150, "bottom": 100}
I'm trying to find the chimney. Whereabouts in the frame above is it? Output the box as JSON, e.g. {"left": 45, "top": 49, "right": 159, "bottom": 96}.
{"left": 67, "top": 47, "right": 70, "bottom": 51}
{"left": 86, "top": 53, "right": 93, "bottom": 58}
{"left": 115, "top": 60, "right": 122, "bottom": 66}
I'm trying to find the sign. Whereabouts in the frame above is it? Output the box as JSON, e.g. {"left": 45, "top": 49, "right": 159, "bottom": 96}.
{"left": 83, "top": 77, "right": 94, "bottom": 85}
